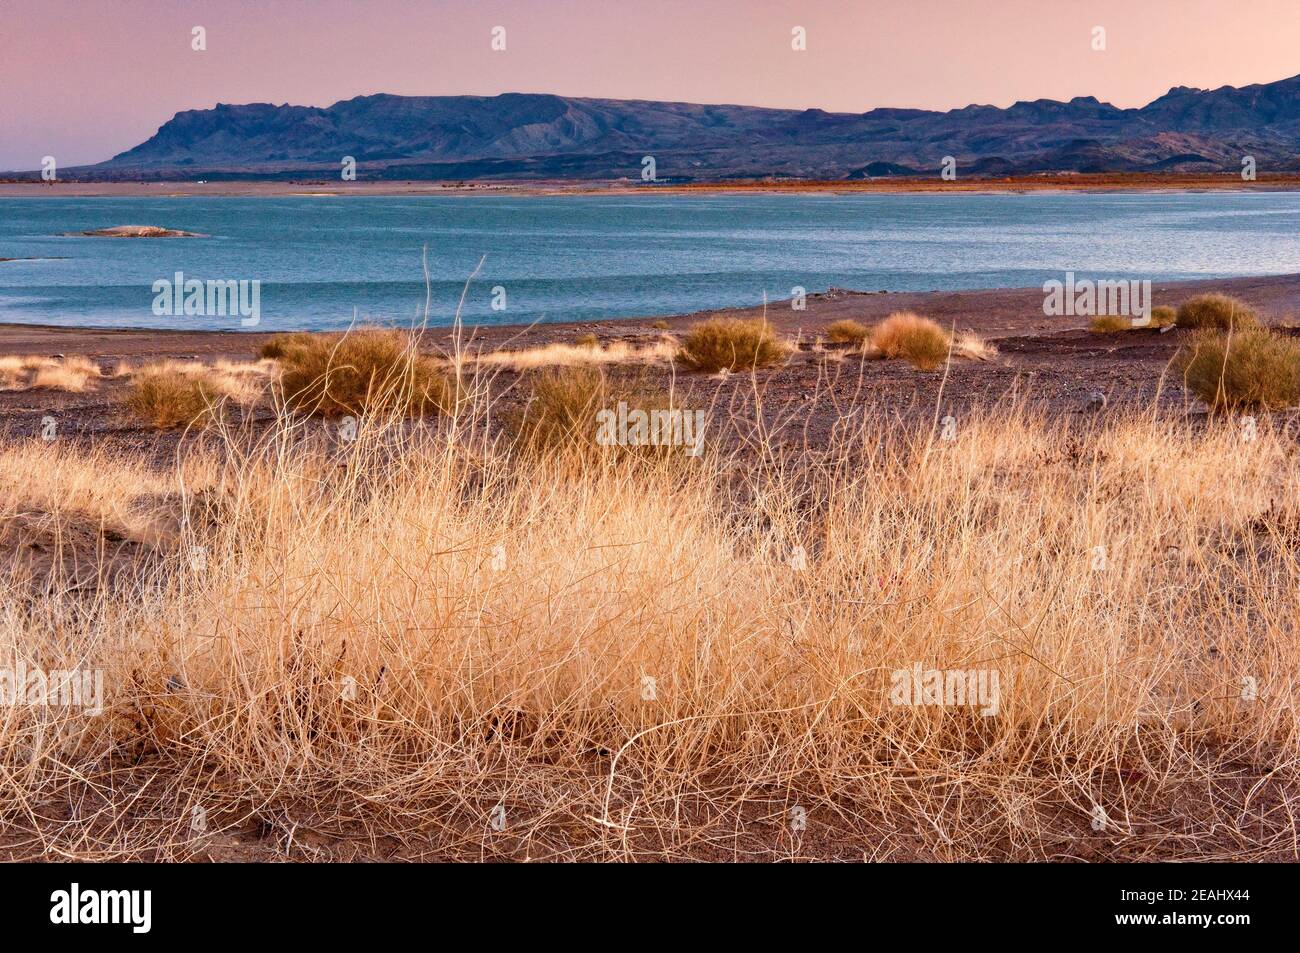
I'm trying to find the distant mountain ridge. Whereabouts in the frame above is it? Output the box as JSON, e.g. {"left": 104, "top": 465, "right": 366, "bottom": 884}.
{"left": 65, "top": 73, "right": 1300, "bottom": 180}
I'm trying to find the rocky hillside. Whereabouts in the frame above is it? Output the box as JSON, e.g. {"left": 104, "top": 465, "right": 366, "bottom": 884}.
{"left": 80, "top": 74, "right": 1300, "bottom": 180}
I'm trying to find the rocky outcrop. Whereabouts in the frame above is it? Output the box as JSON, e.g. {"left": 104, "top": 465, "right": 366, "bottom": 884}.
{"left": 51, "top": 73, "right": 1300, "bottom": 180}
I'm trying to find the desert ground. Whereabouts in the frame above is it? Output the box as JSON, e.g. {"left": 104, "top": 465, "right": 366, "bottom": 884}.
{"left": 1, "top": 273, "right": 1298, "bottom": 862}
{"left": 2, "top": 271, "right": 1298, "bottom": 448}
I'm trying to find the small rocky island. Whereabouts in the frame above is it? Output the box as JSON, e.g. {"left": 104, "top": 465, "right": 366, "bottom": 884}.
{"left": 64, "top": 224, "right": 205, "bottom": 238}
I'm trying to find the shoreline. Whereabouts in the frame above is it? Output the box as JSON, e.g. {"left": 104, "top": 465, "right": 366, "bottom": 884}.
{"left": 2, "top": 270, "right": 1297, "bottom": 448}
{"left": 4, "top": 173, "right": 1300, "bottom": 198}
{"left": 2, "top": 271, "right": 1297, "bottom": 345}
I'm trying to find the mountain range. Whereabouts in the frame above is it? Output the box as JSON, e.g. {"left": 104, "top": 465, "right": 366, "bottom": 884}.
{"left": 49, "top": 73, "right": 1300, "bottom": 180}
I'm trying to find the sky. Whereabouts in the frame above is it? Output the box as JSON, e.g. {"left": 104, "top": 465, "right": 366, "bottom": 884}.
{"left": 1, "top": 0, "right": 1298, "bottom": 170}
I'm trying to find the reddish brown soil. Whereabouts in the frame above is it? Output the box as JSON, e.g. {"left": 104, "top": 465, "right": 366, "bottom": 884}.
{"left": 2, "top": 272, "right": 1297, "bottom": 452}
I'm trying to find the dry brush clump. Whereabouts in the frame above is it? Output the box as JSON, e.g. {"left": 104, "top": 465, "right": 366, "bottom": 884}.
{"left": 509, "top": 364, "right": 608, "bottom": 453}
{"left": 123, "top": 360, "right": 272, "bottom": 428}
{"left": 1150, "top": 304, "right": 1177, "bottom": 328}
{"left": 507, "top": 364, "right": 696, "bottom": 461}
{"left": 1176, "top": 293, "right": 1260, "bottom": 331}
{"left": 1088, "top": 306, "right": 1176, "bottom": 334}
{"left": 471, "top": 338, "right": 677, "bottom": 372}
{"left": 0, "top": 399, "right": 1297, "bottom": 861}
{"left": 0, "top": 354, "right": 102, "bottom": 392}
{"left": 826, "top": 319, "right": 870, "bottom": 346}
{"left": 1089, "top": 314, "right": 1136, "bottom": 334}
{"left": 1175, "top": 327, "right": 1300, "bottom": 410}
{"left": 676, "top": 317, "right": 788, "bottom": 372}
{"left": 264, "top": 328, "right": 457, "bottom": 417}
{"left": 257, "top": 331, "right": 317, "bottom": 360}
{"left": 870, "top": 312, "right": 952, "bottom": 370}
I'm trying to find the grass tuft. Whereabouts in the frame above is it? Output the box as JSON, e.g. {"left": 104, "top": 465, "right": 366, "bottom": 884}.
{"left": 508, "top": 365, "right": 686, "bottom": 459}
{"left": 1176, "top": 293, "right": 1259, "bottom": 331}
{"left": 1150, "top": 305, "right": 1177, "bottom": 328}
{"left": 1089, "top": 314, "right": 1135, "bottom": 334}
{"left": 511, "top": 365, "right": 608, "bottom": 454}
{"left": 1175, "top": 327, "right": 1300, "bottom": 410}
{"left": 126, "top": 365, "right": 223, "bottom": 429}
{"left": 271, "top": 329, "right": 456, "bottom": 417}
{"left": 676, "top": 317, "right": 787, "bottom": 372}
{"left": 870, "top": 312, "right": 952, "bottom": 370}
{"left": 258, "top": 332, "right": 317, "bottom": 360}
{"left": 826, "top": 319, "right": 870, "bottom": 345}
{"left": 0, "top": 355, "right": 102, "bottom": 392}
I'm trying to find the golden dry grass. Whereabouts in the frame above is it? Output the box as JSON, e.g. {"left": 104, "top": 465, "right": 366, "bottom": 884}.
{"left": 266, "top": 328, "right": 456, "bottom": 417}
{"left": 258, "top": 332, "right": 317, "bottom": 360}
{"left": 1175, "top": 327, "right": 1300, "bottom": 410}
{"left": 1089, "top": 306, "right": 1176, "bottom": 334}
{"left": 826, "top": 319, "right": 870, "bottom": 345}
{"left": 676, "top": 317, "right": 788, "bottom": 372}
{"left": 470, "top": 338, "right": 678, "bottom": 372}
{"left": 870, "top": 312, "right": 952, "bottom": 370}
{"left": 507, "top": 365, "right": 692, "bottom": 459}
{"left": 0, "top": 354, "right": 102, "bottom": 392}
{"left": 509, "top": 364, "right": 607, "bottom": 454}
{"left": 1089, "top": 314, "right": 1135, "bottom": 334}
{"left": 1176, "top": 293, "right": 1260, "bottom": 331}
{"left": 123, "top": 360, "right": 273, "bottom": 428}
{"left": 0, "top": 395, "right": 1297, "bottom": 860}
{"left": 952, "top": 332, "right": 998, "bottom": 362}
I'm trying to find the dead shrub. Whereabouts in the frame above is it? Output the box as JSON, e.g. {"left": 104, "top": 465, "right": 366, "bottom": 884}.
{"left": 1175, "top": 327, "right": 1300, "bottom": 409}
{"left": 870, "top": 312, "right": 952, "bottom": 371}
{"left": 676, "top": 318, "right": 787, "bottom": 372}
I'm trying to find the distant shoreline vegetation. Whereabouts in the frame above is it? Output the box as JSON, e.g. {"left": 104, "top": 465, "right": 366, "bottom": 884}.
{"left": 5, "top": 172, "right": 1300, "bottom": 197}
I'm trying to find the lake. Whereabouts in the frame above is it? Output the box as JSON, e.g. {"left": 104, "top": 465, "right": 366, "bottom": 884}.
{"left": 1, "top": 191, "right": 1299, "bottom": 331}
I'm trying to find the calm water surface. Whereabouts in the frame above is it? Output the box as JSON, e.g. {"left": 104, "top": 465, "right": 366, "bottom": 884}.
{"left": 1, "top": 192, "right": 1298, "bottom": 331}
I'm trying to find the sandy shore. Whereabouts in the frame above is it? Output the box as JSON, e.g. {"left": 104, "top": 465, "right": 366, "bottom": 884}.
{"left": 2, "top": 272, "right": 1298, "bottom": 450}
{"left": 4, "top": 173, "right": 1300, "bottom": 198}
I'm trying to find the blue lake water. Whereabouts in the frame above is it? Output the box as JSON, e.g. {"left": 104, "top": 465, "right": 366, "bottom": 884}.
{"left": 1, "top": 192, "right": 1298, "bottom": 331}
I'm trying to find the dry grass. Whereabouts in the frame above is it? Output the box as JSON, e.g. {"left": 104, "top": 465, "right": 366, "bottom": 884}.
{"left": 0, "top": 395, "right": 1297, "bottom": 861}
{"left": 0, "top": 354, "right": 102, "bottom": 392}
{"left": 1175, "top": 327, "right": 1300, "bottom": 410}
{"left": 126, "top": 369, "right": 215, "bottom": 429}
{"left": 472, "top": 338, "right": 677, "bottom": 372}
{"left": 676, "top": 317, "right": 788, "bottom": 372}
{"left": 1151, "top": 305, "right": 1177, "bottom": 328}
{"left": 509, "top": 365, "right": 608, "bottom": 454}
{"left": 1176, "top": 293, "right": 1260, "bottom": 331}
{"left": 952, "top": 332, "right": 997, "bottom": 362}
{"left": 258, "top": 332, "right": 317, "bottom": 361}
{"left": 123, "top": 360, "right": 273, "bottom": 428}
{"left": 826, "top": 319, "right": 870, "bottom": 345}
{"left": 1088, "top": 306, "right": 1177, "bottom": 334}
{"left": 508, "top": 365, "right": 689, "bottom": 459}
{"left": 1089, "top": 314, "right": 1136, "bottom": 334}
{"left": 870, "top": 312, "right": 952, "bottom": 370}
{"left": 267, "top": 328, "right": 456, "bottom": 417}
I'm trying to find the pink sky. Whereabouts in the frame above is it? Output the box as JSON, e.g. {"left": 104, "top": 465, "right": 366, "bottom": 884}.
{"left": 2, "top": 0, "right": 1298, "bottom": 170}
